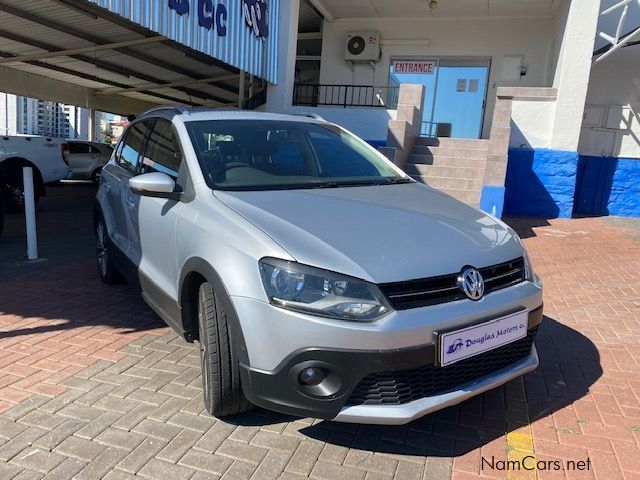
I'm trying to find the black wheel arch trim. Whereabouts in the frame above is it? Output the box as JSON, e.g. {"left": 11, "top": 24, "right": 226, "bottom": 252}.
{"left": 179, "top": 257, "right": 250, "bottom": 365}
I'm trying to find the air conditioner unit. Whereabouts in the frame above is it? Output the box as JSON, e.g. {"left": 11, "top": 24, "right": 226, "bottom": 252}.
{"left": 345, "top": 32, "right": 381, "bottom": 62}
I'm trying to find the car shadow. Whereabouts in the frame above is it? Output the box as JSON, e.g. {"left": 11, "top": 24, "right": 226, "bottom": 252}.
{"left": 220, "top": 316, "right": 601, "bottom": 458}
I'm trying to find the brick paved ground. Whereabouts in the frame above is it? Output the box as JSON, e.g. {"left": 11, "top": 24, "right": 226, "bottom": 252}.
{"left": 0, "top": 185, "right": 639, "bottom": 479}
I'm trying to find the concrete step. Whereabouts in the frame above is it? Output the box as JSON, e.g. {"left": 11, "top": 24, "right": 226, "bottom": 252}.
{"left": 406, "top": 164, "right": 485, "bottom": 180}
{"left": 414, "top": 137, "right": 489, "bottom": 150}
{"left": 440, "top": 188, "right": 482, "bottom": 206}
{"left": 411, "top": 175, "right": 484, "bottom": 191}
{"left": 412, "top": 176, "right": 481, "bottom": 205}
{"left": 410, "top": 146, "right": 488, "bottom": 159}
{"left": 407, "top": 155, "right": 487, "bottom": 168}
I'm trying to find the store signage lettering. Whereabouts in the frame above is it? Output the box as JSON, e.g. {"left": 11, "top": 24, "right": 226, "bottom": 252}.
{"left": 393, "top": 61, "right": 436, "bottom": 74}
{"left": 168, "top": 0, "right": 270, "bottom": 40}
{"left": 169, "top": 0, "right": 228, "bottom": 36}
{"left": 242, "top": 0, "right": 269, "bottom": 40}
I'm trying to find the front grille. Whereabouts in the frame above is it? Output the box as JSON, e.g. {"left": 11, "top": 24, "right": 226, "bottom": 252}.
{"left": 346, "top": 327, "right": 537, "bottom": 407}
{"left": 380, "top": 258, "right": 525, "bottom": 310}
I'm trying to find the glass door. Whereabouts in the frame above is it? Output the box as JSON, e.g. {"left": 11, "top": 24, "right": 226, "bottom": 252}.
{"left": 431, "top": 59, "right": 490, "bottom": 139}
{"left": 389, "top": 58, "right": 490, "bottom": 139}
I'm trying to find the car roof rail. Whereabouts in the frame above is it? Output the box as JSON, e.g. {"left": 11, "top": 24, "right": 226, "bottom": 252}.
{"left": 296, "top": 113, "right": 325, "bottom": 121}
{"left": 141, "top": 104, "right": 189, "bottom": 116}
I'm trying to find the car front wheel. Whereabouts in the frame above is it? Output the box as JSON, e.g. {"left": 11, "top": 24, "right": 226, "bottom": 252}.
{"left": 197, "top": 282, "right": 251, "bottom": 417}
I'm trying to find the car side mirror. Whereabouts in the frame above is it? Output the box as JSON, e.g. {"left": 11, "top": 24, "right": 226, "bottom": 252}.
{"left": 129, "top": 172, "right": 182, "bottom": 200}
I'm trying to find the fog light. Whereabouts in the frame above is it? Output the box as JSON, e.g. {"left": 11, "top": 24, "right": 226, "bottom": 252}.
{"left": 298, "top": 367, "right": 326, "bottom": 386}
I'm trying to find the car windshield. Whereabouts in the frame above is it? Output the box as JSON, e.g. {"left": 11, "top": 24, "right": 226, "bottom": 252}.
{"left": 185, "top": 120, "right": 411, "bottom": 191}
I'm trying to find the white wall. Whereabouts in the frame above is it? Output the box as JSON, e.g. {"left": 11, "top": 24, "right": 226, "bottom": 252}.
{"left": 318, "top": 17, "right": 555, "bottom": 139}
{"left": 547, "top": 0, "right": 601, "bottom": 151}
{"left": 579, "top": 47, "right": 640, "bottom": 158}
{"left": 510, "top": 99, "right": 556, "bottom": 149}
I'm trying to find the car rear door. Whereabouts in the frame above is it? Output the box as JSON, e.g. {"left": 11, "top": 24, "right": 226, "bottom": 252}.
{"left": 127, "top": 118, "right": 185, "bottom": 321}
{"left": 68, "top": 142, "right": 100, "bottom": 178}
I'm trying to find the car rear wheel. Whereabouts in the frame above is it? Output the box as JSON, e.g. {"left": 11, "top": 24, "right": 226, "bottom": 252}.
{"left": 95, "top": 218, "right": 122, "bottom": 284}
{"left": 0, "top": 167, "right": 41, "bottom": 213}
{"left": 197, "top": 282, "right": 251, "bottom": 417}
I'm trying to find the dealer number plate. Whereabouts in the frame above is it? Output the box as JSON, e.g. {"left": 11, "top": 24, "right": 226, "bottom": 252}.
{"left": 439, "top": 310, "right": 528, "bottom": 367}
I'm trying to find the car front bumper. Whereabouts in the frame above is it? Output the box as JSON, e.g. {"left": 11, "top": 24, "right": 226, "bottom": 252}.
{"left": 333, "top": 345, "right": 539, "bottom": 425}
{"left": 238, "top": 305, "right": 543, "bottom": 424}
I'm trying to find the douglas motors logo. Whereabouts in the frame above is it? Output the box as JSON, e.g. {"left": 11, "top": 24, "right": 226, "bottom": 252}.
{"left": 446, "top": 338, "right": 464, "bottom": 354}
{"left": 242, "top": 0, "right": 269, "bottom": 40}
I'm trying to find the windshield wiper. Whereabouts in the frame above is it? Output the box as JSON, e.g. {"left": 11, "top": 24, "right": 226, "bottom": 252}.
{"left": 382, "top": 177, "right": 414, "bottom": 185}
{"left": 314, "top": 181, "right": 374, "bottom": 188}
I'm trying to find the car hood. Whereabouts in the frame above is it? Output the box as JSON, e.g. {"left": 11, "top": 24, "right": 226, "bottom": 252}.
{"left": 214, "top": 183, "right": 523, "bottom": 284}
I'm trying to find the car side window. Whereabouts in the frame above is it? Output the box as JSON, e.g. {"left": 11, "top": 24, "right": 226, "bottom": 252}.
{"left": 88, "top": 145, "right": 101, "bottom": 154}
{"left": 140, "top": 119, "right": 182, "bottom": 178}
{"left": 115, "top": 122, "right": 149, "bottom": 174}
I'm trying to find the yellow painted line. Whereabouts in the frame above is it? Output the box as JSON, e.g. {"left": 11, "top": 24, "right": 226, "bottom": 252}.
{"left": 505, "top": 377, "right": 537, "bottom": 480}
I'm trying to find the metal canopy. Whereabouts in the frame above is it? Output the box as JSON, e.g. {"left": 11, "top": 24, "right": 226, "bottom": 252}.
{"left": 0, "top": 0, "right": 248, "bottom": 113}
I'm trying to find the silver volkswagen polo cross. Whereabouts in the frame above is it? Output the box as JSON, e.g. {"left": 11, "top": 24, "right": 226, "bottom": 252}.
{"left": 95, "top": 107, "right": 543, "bottom": 425}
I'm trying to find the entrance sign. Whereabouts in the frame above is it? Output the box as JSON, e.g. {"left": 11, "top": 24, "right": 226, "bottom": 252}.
{"left": 392, "top": 60, "right": 436, "bottom": 74}
{"left": 87, "top": 0, "right": 279, "bottom": 83}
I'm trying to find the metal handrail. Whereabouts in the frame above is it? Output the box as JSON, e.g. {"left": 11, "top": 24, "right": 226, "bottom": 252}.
{"left": 292, "top": 84, "right": 400, "bottom": 109}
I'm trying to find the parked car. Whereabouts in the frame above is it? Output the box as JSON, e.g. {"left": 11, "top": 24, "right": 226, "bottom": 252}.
{"left": 67, "top": 141, "right": 113, "bottom": 182}
{"left": 0, "top": 134, "right": 70, "bottom": 212}
{"left": 95, "top": 107, "right": 543, "bottom": 425}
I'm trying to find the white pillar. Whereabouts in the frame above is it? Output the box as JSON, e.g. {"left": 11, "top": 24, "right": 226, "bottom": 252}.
{"left": 549, "top": 0, "right": 601, "bottom": 151}
{"left": 88, "top": 107, "right": 96, "bottom": 142}
{"left": 265, "top": 0, "right": 300, "bottom": 113}
{"left": 23, "top": 167, "right": 38, "bottom": 260}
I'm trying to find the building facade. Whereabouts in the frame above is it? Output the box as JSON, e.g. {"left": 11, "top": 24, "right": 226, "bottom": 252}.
{"left": 0, "top": 93, "right": 91, "bottom": 140}
{"left": 262, "top": 0, "right": 640, "bottom": 218}
{"left": 0, "top": 0, "right": 636, "bottom": 218}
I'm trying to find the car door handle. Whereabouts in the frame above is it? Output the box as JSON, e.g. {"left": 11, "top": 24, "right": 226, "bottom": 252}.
{"left": 127, "top": 198, "right": 136, "bottom": 209}
{"left": 103, "top": 182, "right": 111, "bottom": 192}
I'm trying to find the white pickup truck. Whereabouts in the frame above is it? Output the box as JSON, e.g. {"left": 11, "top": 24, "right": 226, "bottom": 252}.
{"left": 0, "top": 135, "right": 70, "bottom": 213}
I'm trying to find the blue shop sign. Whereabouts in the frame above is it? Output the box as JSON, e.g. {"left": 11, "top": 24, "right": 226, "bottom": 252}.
{"left": 168, "top": 0, "right": 269, "bottom": 40}
{"left": 87, "top": 0, "right": 279, "bottom": 82}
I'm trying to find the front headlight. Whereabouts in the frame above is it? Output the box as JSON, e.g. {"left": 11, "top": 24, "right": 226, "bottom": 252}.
{"left": 259, "top": 258, "right": 392, "bottom": 321}
{"left": 523, "top": 249, "right": 541, "bottom": 286}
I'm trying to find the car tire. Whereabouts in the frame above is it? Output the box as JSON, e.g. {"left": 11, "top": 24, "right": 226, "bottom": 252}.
{"left": 197, "top": 282, "right": 251, "bottom": 417}
{"left": 95, "top": 217, "right": 123, "bottom": 284}
{"left": 0, "top": 163, "right": 42, "bottom": 213}
{"left": 91, "top": 168, "right": 102, "bottom": 184}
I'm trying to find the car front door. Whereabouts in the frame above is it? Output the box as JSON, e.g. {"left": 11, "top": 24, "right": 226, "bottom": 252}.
{"left": 127, "top": 118, "right": 185, "bottom": 320}
{"left": 104, "top": 121, "right": 150, "bottom": 261}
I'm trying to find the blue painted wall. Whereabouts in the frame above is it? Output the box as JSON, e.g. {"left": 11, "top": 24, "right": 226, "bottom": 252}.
{"left": 479, "top": 185, "right": 505, "bottom": 218}
{"left": 504, "top": 148, "right": 579, "bottom": 218}
{"left": 575, "top": 156, "right": 640, "bottom": 218}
